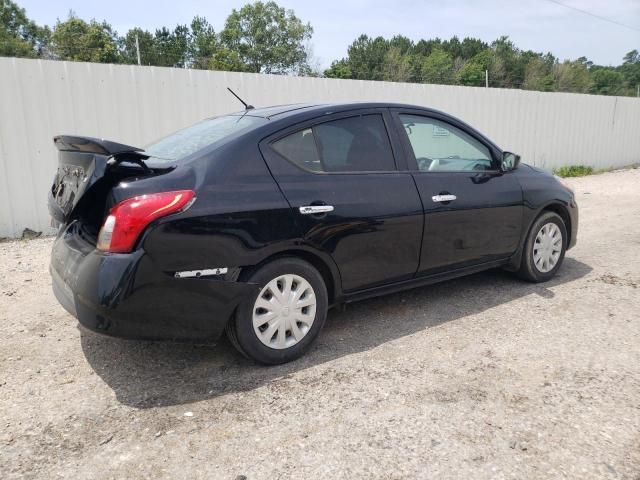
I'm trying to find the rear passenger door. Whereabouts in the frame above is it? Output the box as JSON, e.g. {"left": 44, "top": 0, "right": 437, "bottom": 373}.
{"left": 260, "top": 109, "right": 424, "bottom": 293}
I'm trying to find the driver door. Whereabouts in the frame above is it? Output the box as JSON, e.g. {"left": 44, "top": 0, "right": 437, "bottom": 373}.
{"left": 391, "top": 110, "right": 524, "bottom": 275}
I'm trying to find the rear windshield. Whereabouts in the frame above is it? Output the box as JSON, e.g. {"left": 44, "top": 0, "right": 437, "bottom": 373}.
{"left": 144, "top": 114, "right": 266, "bottom": 162}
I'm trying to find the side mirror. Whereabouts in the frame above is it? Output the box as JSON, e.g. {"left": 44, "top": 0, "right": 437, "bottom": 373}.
{"left": 501, "top": 152, "right": 520, "bottom": 172}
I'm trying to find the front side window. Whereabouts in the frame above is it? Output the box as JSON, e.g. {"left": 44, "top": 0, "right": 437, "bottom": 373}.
{"left": 272, "top": 114, "right": 396, "bottom": 173}
{"left": 399, "top": 114, "right": 494, "bottom": 172}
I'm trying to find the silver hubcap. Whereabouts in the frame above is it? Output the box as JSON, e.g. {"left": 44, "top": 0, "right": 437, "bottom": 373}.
{"left": 252, "top": 274, "right": 316, "bottom": 349}
{"left": 533, "top": 222, "right": 563, "bottom": 273}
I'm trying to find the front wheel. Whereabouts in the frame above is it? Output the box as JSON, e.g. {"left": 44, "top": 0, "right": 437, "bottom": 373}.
{"left": 226, "top": 257, "right": 328, "bottom": 364}
{"left": 517, "top": 211, "right": 567, "bottom": 283}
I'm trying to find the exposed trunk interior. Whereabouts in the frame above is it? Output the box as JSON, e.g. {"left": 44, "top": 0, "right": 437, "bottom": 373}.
{"left": 49, "top": 136, "right": 172, "bottom": 244}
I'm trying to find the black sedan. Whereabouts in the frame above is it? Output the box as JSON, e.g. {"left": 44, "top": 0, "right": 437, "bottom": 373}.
{"left": 49, "top": 102, "right": 578, "bottom": 364}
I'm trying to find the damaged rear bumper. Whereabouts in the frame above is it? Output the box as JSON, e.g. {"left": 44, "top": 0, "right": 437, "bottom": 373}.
{"left": 50, "top": 222, "right": 258, "bottom": 343}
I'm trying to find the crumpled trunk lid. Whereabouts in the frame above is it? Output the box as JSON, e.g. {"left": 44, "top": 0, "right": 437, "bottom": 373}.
{"left": 49, "top": 136, "right": 146, "bottom": 225}
{"left": 48, "top": 135, "right": 169, "bottom": 239}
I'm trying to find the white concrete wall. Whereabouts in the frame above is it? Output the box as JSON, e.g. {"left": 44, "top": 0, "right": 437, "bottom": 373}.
{"left": 1, "top": 56, "right": 639, "bottom": 238}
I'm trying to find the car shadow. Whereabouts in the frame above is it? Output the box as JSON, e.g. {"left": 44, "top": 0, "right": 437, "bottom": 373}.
{"left": 80, "top": 257, "right": 592, "bottom": 408}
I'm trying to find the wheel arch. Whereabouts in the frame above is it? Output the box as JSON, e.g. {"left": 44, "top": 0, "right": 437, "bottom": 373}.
{"left": 540, "top": 202, "right": 572, "bottom": 247}
{"left": 506, "top": 200, "right": 572, "bottom": 271}
{"left": 239, "top": 247, "right": 342, "bottom": 305}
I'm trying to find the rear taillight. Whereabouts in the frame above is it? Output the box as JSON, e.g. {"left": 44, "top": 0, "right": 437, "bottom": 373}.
{"left": 97, "top": 190, "right": 195, "bottom": 253}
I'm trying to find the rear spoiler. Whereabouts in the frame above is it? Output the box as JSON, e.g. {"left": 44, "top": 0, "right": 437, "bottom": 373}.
{"left": 53, "top": 135, "right": 144, "bottom": 156}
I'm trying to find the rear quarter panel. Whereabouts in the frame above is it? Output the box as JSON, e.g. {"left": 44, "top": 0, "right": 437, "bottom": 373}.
{"left": 140, "top": 136, "right": 342, "bottom": 295}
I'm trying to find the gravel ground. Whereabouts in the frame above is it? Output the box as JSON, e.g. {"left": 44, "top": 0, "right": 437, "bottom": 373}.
{"left": 1, "top": 168, "right": 640, "bottom": 479}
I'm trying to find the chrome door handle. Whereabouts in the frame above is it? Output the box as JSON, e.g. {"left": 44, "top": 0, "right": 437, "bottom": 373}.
{"left": 432, "top": 194, "right": 457, "bottom": 203}
{"left": 299, "top": 205, "right": 334, "bottom": 215}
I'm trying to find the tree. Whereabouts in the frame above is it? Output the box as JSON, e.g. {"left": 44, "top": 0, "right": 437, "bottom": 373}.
{"left": 522, "top": 57, "right": 554, "bottom": 91}
{"left": 120, "top": 28, "right": 156, "bottom": 65}
{"left": 51, "top": 14, "right": 119, "bottom": 63}
{"left": 220, "top": 1, "right": 312, "bottom": 74}
{"left": 553, "top": 60, "right": 593, "bottom": 93}
{"left": 190, "top": 16, "right": 218, "bottom": 70}
{"left": 210, "top": 47, "right": 246, "bottom": 71}
{"left": 442, "top": 36, "right": 462, "bottom": 59}
{"left": 324, "top": 59, "right": 352, "bottom": 79}
{"left": 620, "top": 49, "right": 640, "bottom": 94}
{"left": 459, "top": 37, "right": 488, "bottom": 60}
{"left": 457, "top": 59, "right": 486, "bottom": 86}
{"left": 590, "top": 67, "right": 625, "bottom": 95}
{"left": 388, "top": 35, "right": 413, "bottom": 55}
{"left": 413, "top": 38, "right": 442, "bottom": 57}
{"left": 623, "top": 49, "right": 639, "bottom": 65}
{"left": 2, "top": 3, "right": 639, "bottom": 97}
{"left": 490, "top": 36, "right": 519, "bottom": 88}
{"left": 0, "top": 0, "right": 50, "bottom": 57}
{"left": 383, "top": 47, "right": 411, "bottom": 82}
{"left": 343, "top": 35, "right": 390, "bottom": 80}
{"left": 153, "top": 25, "right": 190, "bottom": 67}
{"left": 421, "top": 48, "right": 454, "bottom": 84}
{"left": 456, "top": 50, "right": 492, "bottom": 86}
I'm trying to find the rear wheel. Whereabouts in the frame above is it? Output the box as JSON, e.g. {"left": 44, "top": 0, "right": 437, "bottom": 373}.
{"left": 226, "top": 258, "right": 328, "bottom": 364}
{"left": 517, "top": 211, "right": 567, "bottom": 282}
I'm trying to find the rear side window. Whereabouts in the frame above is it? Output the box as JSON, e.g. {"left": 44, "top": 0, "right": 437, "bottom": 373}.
{"left": 272, "top": 114, "right": 396, "bottom": 173}
{"left": 145, "top": 115, "right": 266, "bottom": 162}
{"left": 271, "top": 128, "right": 322, "bottom": 172}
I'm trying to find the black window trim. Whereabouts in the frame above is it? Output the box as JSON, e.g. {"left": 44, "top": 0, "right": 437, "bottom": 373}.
{"left": 264, "top": 108, "right": 404, "bottom": 175}
{"left": 389, "top": 108, "right": 503, "bottom": 174}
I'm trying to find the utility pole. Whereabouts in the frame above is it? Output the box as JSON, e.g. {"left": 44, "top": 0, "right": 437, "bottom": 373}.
{"left": 637, "top": 84, "right": 639, "bottom": 98}
{"left": 485, "top": 69, "right": 489, "bottom": 88}
{"left": 135, "top": 34, "right": 141, "bottom": 66}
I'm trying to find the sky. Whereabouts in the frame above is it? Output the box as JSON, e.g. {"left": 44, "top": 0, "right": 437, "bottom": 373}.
{"left": 18, "top": 0, "right": 640, "bottom": 68}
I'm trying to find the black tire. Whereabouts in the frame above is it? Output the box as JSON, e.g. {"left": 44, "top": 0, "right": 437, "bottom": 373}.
{"left": 517, "top": 211, "right": 567, "bottom": 283}
{"left": 225, "top": 313, "right": 250, "bottom": 359}
{"left": 226, "top": 257, "right": 328, "bottom": 365}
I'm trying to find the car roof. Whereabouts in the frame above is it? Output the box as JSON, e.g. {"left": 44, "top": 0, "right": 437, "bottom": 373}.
{"left": 231, "top": 102, "right": 432, "bottom": 120}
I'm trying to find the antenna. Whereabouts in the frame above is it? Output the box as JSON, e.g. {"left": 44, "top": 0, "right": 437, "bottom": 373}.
{"left": 227, "top": 87, "right": 254, "bottom": 110}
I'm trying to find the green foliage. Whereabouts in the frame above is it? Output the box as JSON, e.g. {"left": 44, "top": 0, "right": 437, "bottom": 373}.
{"left": 344, "top": 35, "right": 389, "bottom": 80}
{"left": 421, "top": 48, "right": 454, "bottom": 84}
{"left": 489, "top": 36, "right": 519, "bottom": 87}
{"left": 2, "top": 0, "right": 639, "bottom": 98}
{"left": 0, "top": 0, "right": 49, "bottom": 56}
{"left": 554, "top": 59, "right": 593, "bottom": 93}
{"left": 590, "top": 67, "right": 625, "bottom": 95}
{"left": 459, "top": 37, "right": 488, "bottom": 59}
{"left": 383, "top": 47, "right": 411, "bottom": 82}
{"left": 210, "top": 47, "right": 246, "bottom": 72}
{"left": 50, "top": 15, "right": 119, "bottom": 63}
{"left": 388, "top": 35, "right": 413, "bottom": 55}
{"left": 0, "top": 22, "right": 33, "bottom": 56}
{"left": 190, "top": 16, "right": 218, "bottom": 70}
{"left": 152, "top": 25, "right": 190, "bottom": 67}
{"left": 323, "top": 31, "right": 639, "bottom": 97}
{"left": 620, "top": 50, "right": 640, "bottom": 94}
{"left": 553, "top": 165, "right": 594, "bottom": 177}
{"left": 220, "top": 1, "right": 312, "bottom": 74}
{"left": 120, "top": 28, "right": 155, "bottom": 65}
{"left": 457, "top": 60, "right": 486, "bottom": 87}
{"left": 4, "top": 0, "right": 313, "bottom": 74}
{"left": 324, "top": 59, "right": 352, "bottom": 79}
{"left": 523, "top": 57, "right": 554, "bottom": 91}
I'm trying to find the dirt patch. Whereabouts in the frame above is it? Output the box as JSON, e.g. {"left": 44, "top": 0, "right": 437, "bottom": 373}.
{"left": 593, "top": 273, "right": 639, "bottom": 289}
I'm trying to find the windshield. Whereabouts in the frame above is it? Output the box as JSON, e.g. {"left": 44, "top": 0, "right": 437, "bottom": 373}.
{"left": 144, "top": 115, "right": 266, "bottom": 162}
